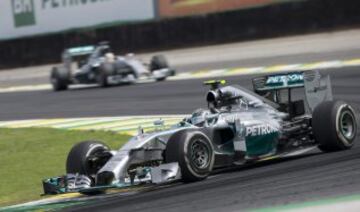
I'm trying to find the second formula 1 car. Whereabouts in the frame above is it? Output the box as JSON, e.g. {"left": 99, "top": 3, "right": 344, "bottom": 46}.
{"left": 43, "top": 71, "right": 358, "bottom": 195}
{"left": 50, "top": 42, "right": 176, "bottom": 91}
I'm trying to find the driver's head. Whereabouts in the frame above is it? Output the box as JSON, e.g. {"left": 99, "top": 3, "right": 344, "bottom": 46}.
{"left": 105, "top": 52, "right": 115, "bottom": 63}
{"left": 190, "top": 108, "right": 209, "bottom": 126}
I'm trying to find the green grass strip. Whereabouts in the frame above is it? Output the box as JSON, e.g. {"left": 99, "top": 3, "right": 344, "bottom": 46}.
{"left": 0, "top": 128, "right": 130, "bottom": 207}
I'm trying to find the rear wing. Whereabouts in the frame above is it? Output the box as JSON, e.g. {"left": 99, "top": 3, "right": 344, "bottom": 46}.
{"left": 252, "top": 71, "right": 333, "bottom": 113}
{"left": 61, "top": 45, "right": 96, "bottom": 69}
{"left": 252, "top": 72, "right": 304, "bottom": 91}
{"left": 65, "top": 45, "right": 95, "bottom": 57}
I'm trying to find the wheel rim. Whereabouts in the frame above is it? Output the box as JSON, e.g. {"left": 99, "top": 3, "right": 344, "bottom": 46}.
{"left": 85, "top": 148, "right": 106, "bottom": 177}
{"left": 340, "top": 110, "right": 356, "bottom": 140}
{"left": 190, "top": 139, "right": 210, "bottom": 169}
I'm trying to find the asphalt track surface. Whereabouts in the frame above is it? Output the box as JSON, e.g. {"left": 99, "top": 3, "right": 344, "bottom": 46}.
{"left": 66, "top": 146, "right": 360, "bottom": 212}
{"left": 0, "top": 67, "right": 359, "bottom": 121}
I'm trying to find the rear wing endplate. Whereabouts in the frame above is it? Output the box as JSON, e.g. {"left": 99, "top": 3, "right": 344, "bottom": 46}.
{"left": 303, "top": 71, "right": 333, "bottom": 112}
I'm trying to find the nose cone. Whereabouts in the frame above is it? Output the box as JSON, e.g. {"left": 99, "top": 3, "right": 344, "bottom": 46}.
{"left": 96, "top": 171, "right": 115, "bottom": 186}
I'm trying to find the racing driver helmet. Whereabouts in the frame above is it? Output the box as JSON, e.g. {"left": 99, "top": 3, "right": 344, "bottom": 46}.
{"left": 190, "top": 108, "right": 209, "bottom": 127}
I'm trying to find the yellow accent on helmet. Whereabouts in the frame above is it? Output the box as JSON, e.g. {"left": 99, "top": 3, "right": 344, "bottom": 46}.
{"left": 203, "top": 79, "right": 227, "bottom": 85}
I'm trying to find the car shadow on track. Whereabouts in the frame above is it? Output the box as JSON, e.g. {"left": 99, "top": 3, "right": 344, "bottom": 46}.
{"left": 211, "top": 151, "right": 322, "bottom": 176}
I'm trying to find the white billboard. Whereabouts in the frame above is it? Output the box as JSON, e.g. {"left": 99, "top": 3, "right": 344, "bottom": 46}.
{"left": 0, "top": 0, "right": 155, "bottom": 40}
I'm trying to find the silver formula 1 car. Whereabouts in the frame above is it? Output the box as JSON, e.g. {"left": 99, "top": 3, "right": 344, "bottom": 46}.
{"left": 43, "top": 71, "right": 358, "bottom": 194}
{"left": 50, "top": 42, "right": 175, "bottom": 91}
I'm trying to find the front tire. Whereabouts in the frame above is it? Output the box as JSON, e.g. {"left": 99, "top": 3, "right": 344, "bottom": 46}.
{"left": 313, "top": 101, "right": 358, "bottom": 152}
{"left": 150, "top": 55, "right": 169, "bottom": 71}
{"left": 50, "top": 67, "right": 70, "bottom": 91}
{"left": 150, "top": 55, "right": 170, "bottom": 82}
{"left": 165, "top": 130, "right": 215, "bottom": 182}
{"left": 97, "top": 63, "right": 114, "bottom": 87}
{"left": 66, "top": 141, "right": 110, "bottom": 177}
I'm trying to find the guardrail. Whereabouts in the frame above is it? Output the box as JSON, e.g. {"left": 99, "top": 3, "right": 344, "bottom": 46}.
{"left": 1, "top": 0, "right": 360, "bottom": 70}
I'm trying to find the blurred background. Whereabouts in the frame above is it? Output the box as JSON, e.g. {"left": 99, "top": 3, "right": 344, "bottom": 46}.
{"left": 1, "top": 0, "right": 360, "bottom": 70}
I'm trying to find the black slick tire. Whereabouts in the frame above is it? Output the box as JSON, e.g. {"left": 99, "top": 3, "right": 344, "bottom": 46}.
{"left": 50, "top": 67, "right": 70, "bottom": 91}
{"left": 165, "top": 130, "right": 214, "bottom": 182}
{"left": 150, "top": 55, "right": 169, "bottom": 82}
{"left": 66, "top": 141, "right": 110, "bottom": 176}
{"left": 97, "top": 63, "right": 114, "bottom": 87}
{"left": 150, "top": 55, "right": 169, "bottom": 71}
{"left": 313, "top": 101, "right": 358, "bottom": 152}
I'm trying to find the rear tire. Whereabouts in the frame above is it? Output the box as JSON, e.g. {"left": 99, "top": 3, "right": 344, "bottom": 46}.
{"left": 50, "top": 67, "right": 70, "bottom": 91}
{"left": 165, "top": 130, "right": 214, "bottom": 182}
{"left": 155, "top": 76, "right": 167, "bottom": 82}
{"left": 313, "top": 101, "right": 358, "bottom": 152}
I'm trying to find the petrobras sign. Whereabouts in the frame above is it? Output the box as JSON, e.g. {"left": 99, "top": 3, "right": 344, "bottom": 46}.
{"left": 0, "top": 0, "right": 155, "bottom": 40}
{"left": 12, "top": 0, "right": 36, "bottom": 27}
